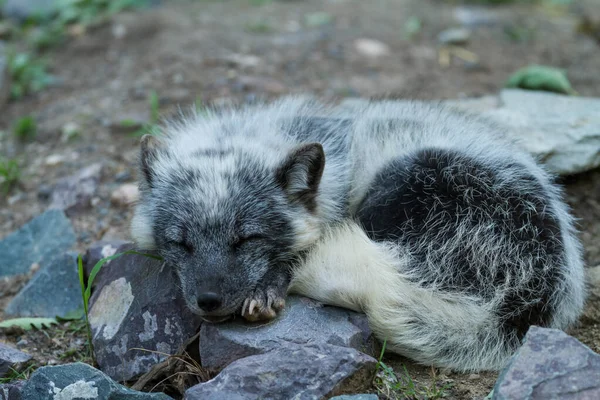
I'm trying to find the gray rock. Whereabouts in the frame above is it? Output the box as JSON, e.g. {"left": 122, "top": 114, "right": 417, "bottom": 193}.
{"left": 17, "top": 362, "right": 172, "bottom": 399}
{"left": 0, "top": 380, "right": 25, "bottom": 400}
{"left": 88, "top": 244, "right": 202, "bottom": 382}
{"left": 200, "top": 295, "right": 375, "bottom": 370}
{"left": 83, "top": 240, "right": 131, "bottom": 279}
{"left": 0, "top": 344, "right": 31, "bottom": 378}
{"left": 0, "top": 209, "right": 76, "bottom": 277}
{"left": 437, "top": 28, "right": 471, "bottom": 45}
{"left": 185, "top": 344, "right": 377, "bottom": 400}
{"left": 453, "top": 6, "right": 500, "bottom": 27}
{"left": 48, "top": 163, "right": 103, "bottom": 215}
{"left": 5, "top": 252, "right": 83, "bottom": 318}
{"left": 493, "top": 326, "right": 600, "bottom": 400}
{"left": 1, "top": 0, "right": 59, "bottom": 21}
{"left": 331, "top": 395, "right": 379, "bottom": 400}
{"left": 486, "top": 90, "right": 600, "bottom": 175}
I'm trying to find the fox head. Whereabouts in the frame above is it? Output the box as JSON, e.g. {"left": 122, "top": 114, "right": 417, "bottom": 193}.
{"left": 131, "top": 131, "right": 325, "bottom": 319}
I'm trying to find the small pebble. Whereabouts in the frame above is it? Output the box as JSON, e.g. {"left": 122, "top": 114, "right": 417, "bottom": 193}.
{"left": 354, "top": 38, "right": 391, "bottom": 58}
{"left": 437, "top": 28, "right": 471, "bottom": 45}
{"left": 114, "top": 170, "right": 132, "bottom": 183}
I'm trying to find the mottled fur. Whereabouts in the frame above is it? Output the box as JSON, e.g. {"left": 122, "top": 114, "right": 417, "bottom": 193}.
{"left": 131, "top": 98, "right": 585, "bottom": 371}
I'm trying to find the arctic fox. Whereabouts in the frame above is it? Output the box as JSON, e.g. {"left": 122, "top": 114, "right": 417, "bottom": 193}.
{"left": 131, "top": 98, "right": 585, "bottom": 372}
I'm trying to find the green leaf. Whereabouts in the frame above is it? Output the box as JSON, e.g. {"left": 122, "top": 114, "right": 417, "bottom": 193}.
{"left": 505, "top": 65, "right": 575, "bottom": 95}
{"left": 56, "top": 308, "right": 85, "bottom": 322}
{"left": 0, "top": 317, "right": 58, "bottom": 330}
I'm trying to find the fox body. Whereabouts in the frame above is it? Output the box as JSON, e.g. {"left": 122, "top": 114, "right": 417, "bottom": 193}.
{"left": 131, "top": 98, "right": 585, "bottom": 372}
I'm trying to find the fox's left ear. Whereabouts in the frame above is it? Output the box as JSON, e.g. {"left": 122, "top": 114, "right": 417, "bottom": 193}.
{"left": 276, "top": 143, "right": 325, "bottom": 211}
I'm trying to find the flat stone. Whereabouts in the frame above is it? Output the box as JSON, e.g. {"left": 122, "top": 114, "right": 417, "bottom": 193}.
{"left": 200, "top": 295, "right": 375, "bottom": 371}
{"left": 0, "top": 343, "right": 31, "bottom": 378}
{"left": 49, "top": 163, "right": 104, "bottom": 214}
{"left": 5, "top": 252, "right": 83, "bottom": 318}
{"left": 486, "top": 89, "right": 600, "bottom": 175}
{"left": 0, "top": 209, "right": 76, "bottom": 277}
{"left": 330, "top": 395, "right": 379, "bottom": 400}
{"left": 16, "top": 362, "right": 172, "bottom": 399}
{"left": 185, "top": 344, "right": 377, "bottom": 400}
{"left": 493, "top": 326, "right": 600, "bottom": 400}
{"left": 437, "top": 28, "right": 471, "bottom": 45}
{"left": 88, "top": 244, "right": 202, "bottom": 382}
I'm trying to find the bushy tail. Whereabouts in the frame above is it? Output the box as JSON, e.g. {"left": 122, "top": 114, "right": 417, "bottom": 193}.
{"left": 290, "top": 222, "right": 516, "bottom": 372}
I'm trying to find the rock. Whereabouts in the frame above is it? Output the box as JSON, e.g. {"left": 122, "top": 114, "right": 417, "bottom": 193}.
{"left": 111, "top": 183, "right": 140, "bottom": 207}
{"left": 83, "top": 240, "right": 131, "bottom": 278}
{"left": 0, "top": 209, "right": 76, "bottom": 277}
{"left": 453, "top": 6, "right": 500, "bottom": 27}
{"left": 185, "top": 344, "right": 377, "bottom": 400}
{"left": 200, "top": 295, "right": 374, "bottom": 371}
{"left": 44, "top": 154, "right": 66, "bottom": 167}
{"left": 0, "top": 41, "right": 9, "bottom": 106}
{"left": 0, "top": 343, "right": 31, "bottom": 378}
{"left": 49, "top": 163, "right": 103, "bottom": 214}
{"left": 493, "top": 326, "right": 600, "bottom": 400}
{"left": 354, "top": 38, "right": 390, "bottom": 58}
{"left": 16, "top": 362, "right": 171, "bottom": 399}
{"left": 485, "top": 90, "right": 600, "bottom": 175}
{"left": 5, "top": 252, "right": 83, "bottom": 318}
{"left": 0, "top": 380, "right": 25, "bottom": 400}
{"left": 437, "top": 28, "right": 471, "bottom": 45}
{"left": 1, "top": 0, "right": 59, "bottom": 21}
{"left": 330, "top": 395, "right": 379, "bottom": 400}
{"left": 88, "top": 244, "right": 202, "bottom": 382}
{"left": 114, "top": 170, "right": 132, "bottom": 183}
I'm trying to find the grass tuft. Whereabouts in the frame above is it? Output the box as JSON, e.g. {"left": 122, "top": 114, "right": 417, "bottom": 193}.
{"left": 374, "top": 340, "right": 452, "bottom": 400}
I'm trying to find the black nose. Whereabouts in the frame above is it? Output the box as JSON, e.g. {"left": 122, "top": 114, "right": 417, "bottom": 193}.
{"left": 197, "top": 292, "right": 222, "bottom": 312}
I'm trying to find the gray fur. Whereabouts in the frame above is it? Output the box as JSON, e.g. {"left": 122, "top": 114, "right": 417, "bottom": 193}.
{"left": 131, "top": 98, "right": 585, "bottom": 371}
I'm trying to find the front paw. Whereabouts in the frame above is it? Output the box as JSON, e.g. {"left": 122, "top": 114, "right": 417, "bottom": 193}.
{"left": 241, "top": 286, "right": 286, "bottom": 322}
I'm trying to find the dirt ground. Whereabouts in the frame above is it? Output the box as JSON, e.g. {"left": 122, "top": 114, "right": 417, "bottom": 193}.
{"left": 1, "top": 0, "right": 600, "bottom": 398}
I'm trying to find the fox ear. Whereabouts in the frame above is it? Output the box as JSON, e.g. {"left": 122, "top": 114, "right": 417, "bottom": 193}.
{"left": 140, "top": 134, "right": 162, "bottom": 188}
{"left": 277, "top": 143, "right": 325, "bottom": 211}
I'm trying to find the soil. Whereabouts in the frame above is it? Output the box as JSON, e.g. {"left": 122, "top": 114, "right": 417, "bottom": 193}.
{"left": 1, "top": 0, "right": 599, "bottom": 398}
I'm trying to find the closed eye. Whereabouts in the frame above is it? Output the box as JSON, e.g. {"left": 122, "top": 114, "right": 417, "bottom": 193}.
{"left": 232, "top": 234, "right": 264, "bottom": 249}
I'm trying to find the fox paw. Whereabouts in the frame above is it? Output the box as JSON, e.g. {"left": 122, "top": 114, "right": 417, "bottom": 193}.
{"left": 241, "top": 287, "right": 286, "bottom": 322}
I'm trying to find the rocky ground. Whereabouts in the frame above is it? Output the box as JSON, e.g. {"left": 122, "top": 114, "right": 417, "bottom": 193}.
{"left": 1, "top": 0, "right": 600, "bottom": 399}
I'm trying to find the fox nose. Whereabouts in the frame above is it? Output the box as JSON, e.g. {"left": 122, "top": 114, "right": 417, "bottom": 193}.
{"left": 197, "top": 292, "right": 222, "bottom": 312}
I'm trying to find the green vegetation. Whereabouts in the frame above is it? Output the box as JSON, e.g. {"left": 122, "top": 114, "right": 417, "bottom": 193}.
{"left": 12, "top": 116, "right": 37, "bottom": 141}
{"left": 404, "top": 16, "right": 422, "bottom": 39}
{"left": 0, "top": 158, "right": 20, "bottom": 195}
{"left": 128, "top": 90, "right": 161, "bottom": 136}
{"left": 245, "top": 20, "right": 272, "bottom": 33}
{"left": 0, "top": 365, "right": 36, "bottom": 384}
{"left": 506, "top": 65, "right": 575, "bottom": 94}
{"left": 0, "top": 317, "right": 58, "bottom": 330}
{"left": 374, "top": 341, "right": 452, "bottom": 400}
{"left": 7, "top": 52, "right": 53, "bottom": 99}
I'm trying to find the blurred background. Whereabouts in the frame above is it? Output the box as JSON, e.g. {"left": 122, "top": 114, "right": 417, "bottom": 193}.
{"left": 0, "top": 1, "right": 599, "bottom": 397}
